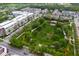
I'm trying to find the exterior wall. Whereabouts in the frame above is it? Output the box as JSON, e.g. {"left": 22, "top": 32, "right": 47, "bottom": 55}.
{"left": 3, "top": 22, "right": 16, "bottom": 35}
{"left": 13, "top": 22, "right": 19, "bottom": 30}
{"left": 52, "top": 14, "right": 60, "bottom": 19}
{"left": 0, "top": 28, "right": 5, "bottom": 36}
{"left": 4, "top": 26, "right": 14, "bottom": 35}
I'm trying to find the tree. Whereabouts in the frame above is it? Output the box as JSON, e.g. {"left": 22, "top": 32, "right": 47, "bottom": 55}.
{"left": 32, "top": 20, "right": 40, "bottom": 29}
{"left": 53, "top": 41, "right": 62, "bottom": 50}
{"left": 10, "top": 36, "right": 23, "bottom": 48}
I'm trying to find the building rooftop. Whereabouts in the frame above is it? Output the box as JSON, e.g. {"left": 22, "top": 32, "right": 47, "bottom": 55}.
{"left": 0, "top": 46, "right": 7, "bottom": 56}
{"left": 52, "top": 9, "right": 62, "bottom": 15}
{"left": 0, "top": 20, "right": 12, "bottom": 26}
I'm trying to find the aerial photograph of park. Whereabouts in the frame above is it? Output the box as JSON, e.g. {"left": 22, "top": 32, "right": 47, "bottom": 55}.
{"left": 0, "top": 3, "right": 79, "bottom": 56}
